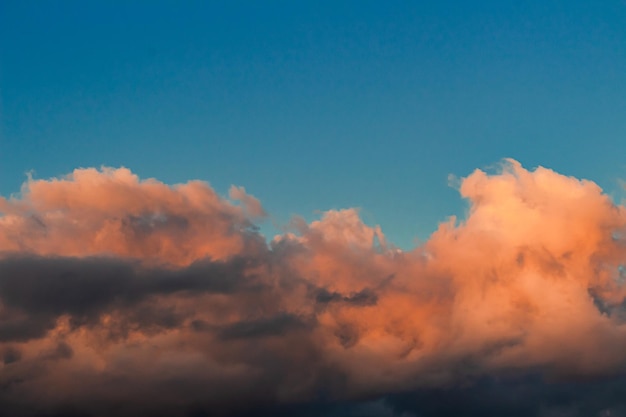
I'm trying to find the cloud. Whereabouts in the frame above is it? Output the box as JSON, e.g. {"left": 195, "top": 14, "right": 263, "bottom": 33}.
{"left": 229, "top": 185, "right": 267, "bottom": 219}
{"left": 0, "top": 167, "right": 266, "bottom": 265}
{"left": 1, "top": 160, "right": 626, "bottom": 416}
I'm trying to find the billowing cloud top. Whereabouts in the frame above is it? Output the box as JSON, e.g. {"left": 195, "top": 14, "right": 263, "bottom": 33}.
{"left": 1, "top": 160, "right": 626, "bottom": 417}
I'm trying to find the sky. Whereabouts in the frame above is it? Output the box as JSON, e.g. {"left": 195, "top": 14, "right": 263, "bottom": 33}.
{"left": 1, "top": 1, "right": 626, "bottom": 416}
{"left": 3, "top": 0, "right": 626, "bottom": 248}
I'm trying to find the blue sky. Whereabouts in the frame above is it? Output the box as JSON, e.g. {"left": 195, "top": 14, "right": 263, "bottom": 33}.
{"left": 2, "top": 0, "right": 626, "bottom": 248}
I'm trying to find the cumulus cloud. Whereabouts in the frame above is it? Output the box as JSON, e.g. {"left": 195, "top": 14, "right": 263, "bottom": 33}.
{"left": 0, "top": 167, "right": 265, "bottom": 265}
{"left": 1, "top": 160, "right": 626, "bottom": 416}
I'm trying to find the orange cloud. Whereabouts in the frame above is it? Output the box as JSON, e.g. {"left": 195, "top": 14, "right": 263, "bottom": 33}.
{"left": 0, "top": 167, "right": 265, "bottom": 266}
{"left": 1, "top": 160, "right": 626, "bottom": 416}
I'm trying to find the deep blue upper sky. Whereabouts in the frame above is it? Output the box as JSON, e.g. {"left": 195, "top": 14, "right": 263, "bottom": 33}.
{"left": 2, "top": 1, "right": 626, "bottom": 248}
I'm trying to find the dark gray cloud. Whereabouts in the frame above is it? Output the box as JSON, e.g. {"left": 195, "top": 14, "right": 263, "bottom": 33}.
{"left": 0, "top": 313, "right": 55, "bottom": 342}
{"left": 1, "top": 346, "right": 21, "bottom": 365}
{"left": 381, "top": 374, "right": 626, "bottom": 417}
{"left": 0, "top": 255, "right": 263, "bottom": 342}
{"left": 315, "top": 288, "right": 378, "bottom": 307}
{"left": 141, "top": 375, "right": 626, "bottom": 417}
{"left": 2, "top": 253, "right": 626, "bottom": 417}
{"left": 216, "top": 313, "right": 312, "bottom": 340}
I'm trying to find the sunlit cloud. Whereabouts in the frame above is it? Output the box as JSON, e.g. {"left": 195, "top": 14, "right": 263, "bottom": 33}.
{"left": 1, "top": 159, "right": 626, "bottom": 416}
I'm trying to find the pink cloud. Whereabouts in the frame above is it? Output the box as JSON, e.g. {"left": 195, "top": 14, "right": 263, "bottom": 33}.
{"left": 0, "top": 167, "right": 266, "bottom": 265}
{"left": 228, "top": 185, "right": 267, "bottom": 219}
{"left": 1, "top": 159, "right": 626, "bottom": 415}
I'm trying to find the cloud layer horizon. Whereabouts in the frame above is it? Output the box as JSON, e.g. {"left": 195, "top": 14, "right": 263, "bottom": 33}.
{"left": 2, "top": 159, "right": 626, "bottom": 417}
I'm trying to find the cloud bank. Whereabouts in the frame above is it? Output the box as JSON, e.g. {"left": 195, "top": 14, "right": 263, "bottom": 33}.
{"left": 1, "top": 159, "right": 626, "bottom": 416}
